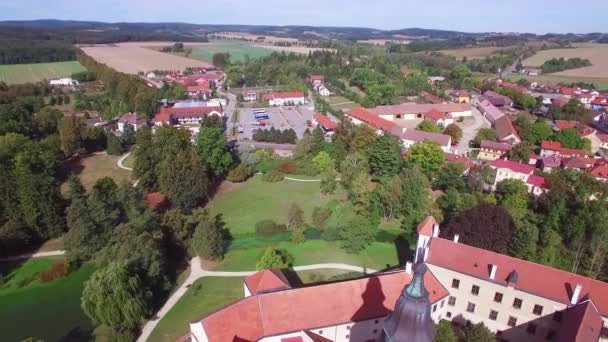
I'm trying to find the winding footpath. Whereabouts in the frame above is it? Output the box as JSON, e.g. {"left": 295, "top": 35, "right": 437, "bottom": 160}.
{"left": 117, "top": 152, "right": 134, "bottom": 171}
{"left": 136, "top": 257, "right": 377, "bottom": 342}
{"left": 0, "top": 250, "right": 66, "bottom": 262}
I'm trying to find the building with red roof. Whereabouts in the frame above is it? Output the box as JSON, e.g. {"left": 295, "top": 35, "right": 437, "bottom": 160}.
{"left": 540, "top": 141, "right": 588, "bottom": 158}
{"left": 476, "top": 98, "right": 505, "bottom": 124}
{"left": 499, "top": 81, "right": 529, "bottom": 94}
{"left": 186, "top": 84, "right": 211, "bottom": 98}
{"left": 312, "top": 113, "right": 338, "bottom": 133}
{"left": 401, "top": 129, "right": 452, "bottom": 152}
{"left": 482, "top": 90, "right": 513, "bottom": 108}
{"left": 478, "top": 140, "right": 512, "bottom": 161}
{"left": 309, "top": 75, "right": 325, "bottom": 87}
{"left": 153, "top": 106, "right": 223, "bottom": 126}
{"left": 182, "top": 217, "right": 608, "bottom": 342}
{"left": 555, "top": 120, "right": 596, "bottom": 137}
{"left": 588, "top": 164, "right": 608, "bottom": 181}
{"left": 263, "top": 92, "right": 306, "bottom": 106}
{"left": 345, "top": 107, "right": 399, "bottom": 134}
{"left": 494, "top": 116, "right": 521, "bottom": 145}
{"left": 368, "top": 102, "right": 472, "bottom": 119}
{"left": 424, "top": 109, "right": 454, "bottom": 128}
{"left": 419, "top": 91, "right": 445, "bottom": 105}
{"left": 117, "top": 112, "right": 147, "bottom": 132}
{"left": 489, "top": 159, "right": 537, "bottom": 190}
{"left": 449, "top": 90, "right": 470, "bottom": 104}
{"left": 444, "top": 153, "right": 475, "bottom": 173}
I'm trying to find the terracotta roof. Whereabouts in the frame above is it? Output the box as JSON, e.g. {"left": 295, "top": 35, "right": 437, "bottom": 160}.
{"left": 483, "top": 91, "right": 512, "bottom": 107}
{"left": 444, "top": 153, "right": 475, "bottom": 169}
{"left": 313, "top": 113, "right": 338, "bottom": 130}
{"left": 477, "top": 99, "right": 505, "bottom": 121}
{"left": 541, "top": 141, "right": 587, "bottom": 157}
{"left": 552, "top": 98, "right": 569, "bottom": 107}
{"left": 186, "top": 85, "right": 210, "bottom": 92}
{"left": 262, "top": 92, "right": 305, "bottom": 100}
{"left": 588, "top": 165, "right": 608, "bottom": 179}
{"left": 526, "top": 174, "right": 546, "bottom": 188}
{"left": 281, "top": 337, "right": 303, "bottom": 342}
{"left": 557, "top": 300, "right": 603, "bottom": 342}
{"left": 244, "top": 269, "right": 291, "bottom": 295}
{"left": 417, "top": 216, "right": 437, "bottom": 236}
{"left": 346, "top": 107, "right": 398, "bottom": 132}
{"left": 495, "top": 116, "right": 521, "bottom": 143}
{"left": 419, "top": 91, "right": 445, "bottom": 104}
{"left": 368, "top": 103, "right": 470, "bottom": 116}
{"left": 153, "top": 106, "right": 222, "bottom": 123}
{"left": 427, "top": 237, "right": 608, "bottom": 316}
{"left": 529, "top": 153, "right": 540, "bottom": 160}
{"left": 425, "top": 109, "right": 447, "bottom": 121}
{"left": 563, "top": 156, "right": 596, "bottom": 170}
{"left": 555, "top": 120, "right": 579, "bottom": 130}
{"left": 541, "top": 140, "right": 562, "bottom": 151}
{"left": 480, "top": 140, "right": 512, "bottom": 152}
{"left": 401, "top": 129, "right": 451, "bottom": 147}
{"left": 118, "top": 112, "right": 146, "bottom": 125}
{"left": 500, "top": 81, "right": 528, "bottom": 93}
{"left": 489, "top": 159, "right": 535, "bottom": 174}
{"left": 197, "top": 270, "right": 449, "bottom": 341}
{"left": 541, "top": 155, "right": 562, "bottom": 168}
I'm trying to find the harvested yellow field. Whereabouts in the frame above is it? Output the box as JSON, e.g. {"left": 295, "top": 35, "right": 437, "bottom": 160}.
{"left": 212, "top": 32, "right": 299, "bottom": 43}
{"left": 251, "top": 44, "right": 336, "bottom": 54}
{"left": 438, "top": 46, "right": 507, "bottom": 59}
{"left": 523, "top": 43, "right": 608, "bottom": 77}
{"left": 80, "top": 42, "right": 211, "bottom": 74}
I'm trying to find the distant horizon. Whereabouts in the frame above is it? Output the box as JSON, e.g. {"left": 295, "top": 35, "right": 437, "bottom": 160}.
{"left": 1, "top": 0, "right": 607, "bottom": 35}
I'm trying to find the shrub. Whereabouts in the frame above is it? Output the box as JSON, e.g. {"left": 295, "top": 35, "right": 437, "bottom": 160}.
{"left": 256, "top": 247, "right": 294, "bottom": 270}
{"left": 227, "top": 164, "right": 253, "bottom": 182}
{"left": 262, "top": 171, "right": 284, "bottom": 182}
{"left": 277, "top": 161, "right": 297, "bottom": 174}
{"left": 255, "top": 220, "right": 286, "bottom": 235}
{"left": 39, "top": 260, "right": 68, "bottom": 283}
{"left": 312, "top": 207, "right": 332, "bottom": 229}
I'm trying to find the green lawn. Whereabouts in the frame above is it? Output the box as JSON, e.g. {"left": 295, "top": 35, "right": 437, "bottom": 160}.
{"left": 122, "top": 152, "right": 136, "bottom": 169}
{"left": 61, "top": 152, "right": 132, "bottom": 194}
{"left": 209, "top": 175, "right": 338, "bottom": 236}
{"left": 506, "top": 74, "right": 608, "bottom": 89}
{"left": 190, "top": 40, "right": 274, "bottom": 63}
{"left": 0, "top": 257, "right": 95, "bottom": 341}
{"left": 0, "top": 61, "right": 86, "bottom": 85}
{"left": 148, "top": 277, "right": 244, "bottom": 342}
{"left": 217, "top": 239, "right": 398, "bottom": 271}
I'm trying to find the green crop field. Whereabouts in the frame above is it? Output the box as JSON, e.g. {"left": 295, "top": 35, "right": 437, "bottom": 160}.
{"left": 0, "top": 61, "right": 86, "bottom": 85}
{"left": 190, "top": 41, "right": 274, "bottom": 63}
{"left": 0, "top": 257, "right": 95, "bottom": 341}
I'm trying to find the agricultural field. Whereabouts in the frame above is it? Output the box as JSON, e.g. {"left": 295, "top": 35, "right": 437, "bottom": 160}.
{"left": 437, "top": 46, "right": 507, "bottom": 59}
{"left": 522, "top": 43, "right": 608, "bottom": 78}
{"left": 507, "top": 74, "right": 608, "bottom": 90}
{"left": 189, "top": 41, "right": 274, "bottom": 63}
{"left": 0, "top": 257, "right": 95, "bottom": 341}
{"left": 80, "top": 42, "right": 211, "bottom": 74}
{"left": 212, "top": 32, "right": 299, "bottom": 44}
{"left": 0, "top": 61, "right": 85, "bottom": 84}
{"left": 251, "top": 44, "right": 336, "bottom": 55}
{"left": 61, "top": 152, "right": 132, "bottom": 193}
{"left": 326, "top": 95, "right": 359, "bottom": 110}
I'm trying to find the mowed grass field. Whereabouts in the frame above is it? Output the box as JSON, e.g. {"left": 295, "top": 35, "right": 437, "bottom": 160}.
{"left": 0, "top": 61, "right": 85, "bottom": 84}
{"left": 0, "top": 257, "right": 95, "bottom": 341}
{"left": 208, "top": 175, "right": 339, "bottom": 236}
{"left": 190, "top": 40, "right": 274, "bottom": 63}
{"left": 61, "top": 152, "right": 132, "bottom": 193}
{"left": 523, "top": 43, "right": 608, "bottom": 78}
{"left": 326, "top": 95, "right": 358, "bottom": 110}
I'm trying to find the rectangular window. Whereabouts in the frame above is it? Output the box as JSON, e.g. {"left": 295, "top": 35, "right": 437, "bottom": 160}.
{"left": 467, "top": 302, "right": 476, "bottom": 313}
{"left": 447, "top": 311, "right": 452, "bottom": 318}
{"left": 513, "top": 298, "right": 523, "bottom": 309}
{"left": 452, "top": 278, "right": 460, "bottom": 289}
{"left": 527, "top": 323, "right": 537, "bottom": 335}
{"left": 494, "top": 292, "right": 503, "bottom": 303}
{"left": 433, "top": 304, "right": 437, "bottom": 313}
{"left": 533, "top": 304, "right": 543, "bottom": 316}
{"left": 507, "top": 316, "right": 517, "bottom": 327}
{"left": 448, "top": 296, "right": 456, "bottom": 306}
{"left": 489, "top": 310, "right": 498, "bottom": 320}
{"left": 440, "top": 300, "right": 445, "bottom": 308}
{"left": 471, "top": 285, "right": 480, "bottom": 296}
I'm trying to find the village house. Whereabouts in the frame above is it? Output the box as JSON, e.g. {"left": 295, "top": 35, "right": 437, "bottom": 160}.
{"left": 308, "top": 75, "right": 325, "bottom": 87}
{"left": 182, "top": 217, "right": 608, "bottom": 342}
{"left": 312, "top": 113, "right": 338, "bottom": 135}
{"left": 562, "top": 156, "right": 597, "bottom": 171}
{"left": 476, "top": 98, "right": 505, "bottom": 124}
{"left": 498, "top": 80, "right": 530, "bottom": 95}
{"left": 449, "top": 90, "right": 470, "bottom": 104}
{"left": 263, "top": 92, "right": 306, "bottom": 106}
{"left": 186, "top": 84, "right": 211, "bottom": 98}
{"left": 419, "top": 91, "right": 445, "bottom": 104}
{"left": 494, "top": 116, "right": 521, "bottom": 145}
{"left": 482, "top": 91, "right": 513, "bottom": 108}
{"left": 489, "top": 159, "right": 536, "bottom": 188}
{"left": 117, "top": 112, "right": 147, "bottom": 132}
{"left": 444, "top": 152, "right": 475, "bottom": 174}
{"left": 598, "top": 134, "right": 608, "bottom": 151}
{"left": 317, "top": 85, "right": 331, "bottom": 96}
{"left": 367, "top": 102, "right": 472, "bottom": 120}
{"left": 539, "top": 154, "right": 562, "bottom": 172}
{"left": 399, "top": 129, "right": 452, "bottom": 152}
{"left": 49, "top": 78, "right": 78, "bottom": 86}
{"left": 540, "top": 141, "right": 588, "bottom": 158}
{"left": 588, "top": 164, "right": 608, "bottom": 182}
{"left": 153, "top": 106, "right": 223, "bottom": 126}
{"left": 526, "top": 174, "right": 548, "bottom": 196}
{"left": 424, "top": 109, "right": 454, "bottom": 128}
{"left": 478, "top": 141, "right": 512, "bottom": 161}
{"left": 551, "top": 98, "right": 569, "bottom": 108}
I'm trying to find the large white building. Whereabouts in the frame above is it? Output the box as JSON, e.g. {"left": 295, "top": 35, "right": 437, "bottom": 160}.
{"left": 181, "top": 216, "right": 608, "bottom": 342}
{"left": 263, "top": 92, "right": 306, "bottom": 106}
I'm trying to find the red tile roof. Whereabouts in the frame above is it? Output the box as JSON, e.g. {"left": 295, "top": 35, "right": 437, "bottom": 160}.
{"left": 402, "top": 129, "right": 451, "bottom": 147}
{"left": 541, "top": 154, "right": 562, "bottom": 168}
{"left": 118, "top": 112, "right": 146, "bottom": 125}
{"left": 417, "top": 216, "right": 437, "bottom": 236}
{"left": 489, "top": 159, "right": 535, "bottom": 174}
{"left": 480, "top": 140, "right": 512, "bottom": 152}
{"left": 526, "top": 174, "right": 546, "bottom": 188}
{"left": 563, "top": 156, "right": 596, "bottom": 170}
{"left": 444, "top": 153, "right": 475, "bottom": 170}
{"left": 198, "top": 270, "right": 449, "bottom": 341}
{"left": 244, "top": 269, "right": 291, "bottom": 295}
{"left": 500, "top": 81, "right": 528, "bottom": 93}
{"left": 368, "top": 103, "right": 470, "bottom": 116}
{"left": 541, "top": 141, "right": 587, "bottom": 157}
{"left": 346, "top": 107, "right": 398, "bottom": 132}
{"left": 425, "top": 109, "right": 447, "bottom": 122}
{"left": 419, "top": 91, "right": 445, "bottom": 104}
{"left": 262, "top": 92, "right": 305, "bottom": 100}
{"left": 555, "top": 120, "right": 579, "bottom": 130}
{"left": 153, "top": 106, "right": 222, "bottom": 123}
{"left": 313, "top": 113, "right": 338, "bottom": 130}
{"left": 495, "top": 116, "right": 521, "bottom": 143}
{"left": 427, "top": 237, "right": 608, "bottom": 316}
{"left": 144, "top": 192, "right": 168, "bottom": 211}
{"left": 588, "top": 165, "right": 608, "bottom": 179}
{"left": 557, "top": 300, "right": 603, "bottom": 342}
{"left": 281, "top": 337, "right": 303, "bottom": 342}
{"left": 186, "top": 85, "right": 211, "bottom": 92}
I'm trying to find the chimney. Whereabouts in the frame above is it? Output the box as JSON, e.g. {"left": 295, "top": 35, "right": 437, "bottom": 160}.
{"left": 489, "top": 264, "right": 497, "bottom": 280}
{"left": 571, "top": 284, "right": 582, "bottom": 305}
{"left": 423, "top": 246, "right": 430, "bottom": 262}
{"left": 405, "top": 262, "right": 412, "bottom": 275}
{"left": 432, "top": 224, "right": 440, "bottom": 238}
{"left": 453, "top": 234, "right": 460, "bottom": 243}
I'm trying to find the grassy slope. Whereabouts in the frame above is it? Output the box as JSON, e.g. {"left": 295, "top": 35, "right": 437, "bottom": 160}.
{"left": 506, "top": 74, "right": 608, "bottom": 89}
{"left": 0, "top": 258, "right": 95, "bottom": 341}
{"left": 61, "top": 153, "right": 132, "bottom": 193}
{"left": 148, "top": 277, "right": 244, "bottom": 342}
{"left": 208, "top": 175, "right": 338, "bottom": 236}
{"left": 190, "top": 41, "right": 273, "bottom": 63}
{"left": 0, "top": 61, "right": 85, "bottom": 84}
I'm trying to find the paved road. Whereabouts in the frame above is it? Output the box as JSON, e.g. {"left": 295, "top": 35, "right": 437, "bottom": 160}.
{"left": 0, "top": 250, "right": 66, "bottom": 262}
{"left": 219, "top": 90, "right": 237, "bottom": 138}
{"left": 136, "top": 257, "right": 378, "bottom": 342}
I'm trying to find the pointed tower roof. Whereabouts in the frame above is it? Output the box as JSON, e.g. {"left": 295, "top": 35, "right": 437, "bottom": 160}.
{"left": 382, "top": 264, "right": 436, "bottom": 342}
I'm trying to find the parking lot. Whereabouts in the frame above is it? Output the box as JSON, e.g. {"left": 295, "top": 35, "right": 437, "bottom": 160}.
{"left": 236, "top": 106, "right": 315, "bottom": 140}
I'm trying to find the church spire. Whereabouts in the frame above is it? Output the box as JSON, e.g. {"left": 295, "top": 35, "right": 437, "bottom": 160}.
{"left": 382, "top": 263, "right": 436, "bottom": 342}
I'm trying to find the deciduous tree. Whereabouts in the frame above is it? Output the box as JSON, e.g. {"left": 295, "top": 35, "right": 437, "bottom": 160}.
{"left": 190, "top": 209, "right": 225, "bottom": 260}
{"left": 159, "top": 149, "right": 208, "bottom": 209}
{"left": 256, "top": 247, "right": 294, "bottom": 270}
{"left": 367, "top": 134, "right": 402, "bottom": 179}
{"left": 405, "top": 141, "right": 445, "bottom": 178}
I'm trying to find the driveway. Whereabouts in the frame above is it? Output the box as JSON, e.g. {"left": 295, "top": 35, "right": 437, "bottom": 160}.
{"left": 455, "top": 101, "right": 490, "bottom": 154}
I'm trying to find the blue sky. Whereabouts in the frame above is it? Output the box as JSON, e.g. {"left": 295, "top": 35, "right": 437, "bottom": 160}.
{"left": 1, "top": 0, "right": 607, "bottom": 34}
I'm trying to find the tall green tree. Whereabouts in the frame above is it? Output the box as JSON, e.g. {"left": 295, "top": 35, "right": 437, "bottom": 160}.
{"left": 367, "top": 134, "right": 402, "bottom": 179}
{"left": 190, "top": 209, "right": 225, "bottom": 260}
{"left": 434, "top": 320, "right": 457, "bottom": 342}
{"left": 256, "top": 247, "right": 294, "bottom": 270}
{"left": 495, "top": 179, "right": 530, "bottom": 222}
{"left": 195, "top": 127, "right": 233, "bottom": 178}
{"left": 59, "top": 115, "right": 84, "bottom": 157}
{"left": 337, "top": 215, "right": 378, "bottom": 253}
{"left": 405, "top": 141, "right": 445, "bottom": 179}
{"left": 401, "top": 166, "right": 432, "bottom": 233}
{"left": 159, "top": 149, "right": 208, "bottom": 209}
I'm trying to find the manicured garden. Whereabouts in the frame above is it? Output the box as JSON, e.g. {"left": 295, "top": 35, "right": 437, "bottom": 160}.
{"left": 0, "top": 257, "right": 95, "bottom": 341}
